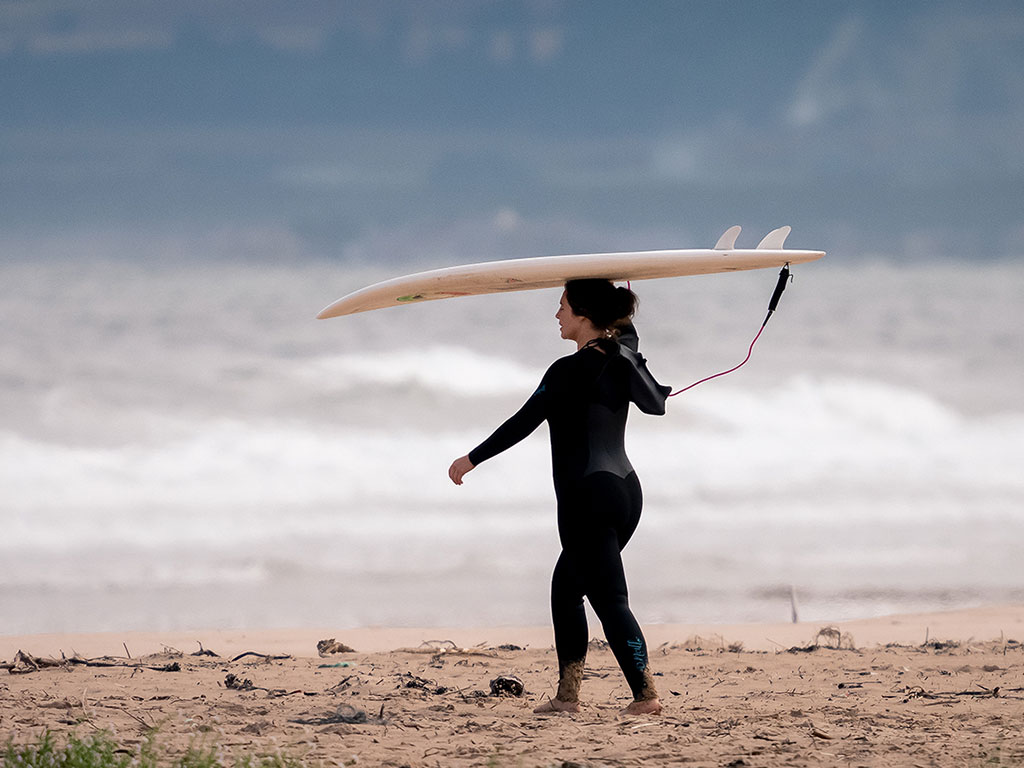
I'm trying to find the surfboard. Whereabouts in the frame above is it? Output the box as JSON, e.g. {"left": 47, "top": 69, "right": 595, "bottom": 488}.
{"left": 317, "top": 226, "right": 824, "bottom": 319}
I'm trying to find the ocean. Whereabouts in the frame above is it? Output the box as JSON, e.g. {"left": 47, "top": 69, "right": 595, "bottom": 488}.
{"left": 2, "top": 254, "right": 1022, "bottom": 636}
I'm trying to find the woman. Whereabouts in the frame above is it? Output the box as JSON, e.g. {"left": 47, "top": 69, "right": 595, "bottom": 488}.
{"left": 448, "top": 278, "right": 670, "bottom": 715}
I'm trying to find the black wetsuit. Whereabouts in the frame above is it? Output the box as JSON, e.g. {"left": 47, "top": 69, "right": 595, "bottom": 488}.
{"left": 468, "top": 324, "right": 670, "bottom": 699}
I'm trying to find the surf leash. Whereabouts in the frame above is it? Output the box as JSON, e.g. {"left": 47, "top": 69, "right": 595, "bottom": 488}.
{"left": 668, "top": 264, "right": 792, "bottom": 397}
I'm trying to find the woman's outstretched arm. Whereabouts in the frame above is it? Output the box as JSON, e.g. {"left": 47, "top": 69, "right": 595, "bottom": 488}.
{"left": 448, "top": 367, "right": 553, "bottom": 485}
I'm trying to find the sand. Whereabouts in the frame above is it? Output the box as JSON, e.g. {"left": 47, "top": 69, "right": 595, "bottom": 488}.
{"left": 3, "top": 605, "right": 1023, "bottom": 767}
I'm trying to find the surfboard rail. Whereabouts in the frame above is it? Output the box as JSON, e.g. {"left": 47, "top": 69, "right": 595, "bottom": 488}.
{"left": 317, "top": 226, "right": 825, "bottom": 318}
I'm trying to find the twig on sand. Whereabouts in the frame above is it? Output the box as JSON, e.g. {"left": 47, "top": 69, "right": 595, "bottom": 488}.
{"left": 229, "top": 651, "right": 292, "bottom": 663}
{"left": 899, "top": 684, "right": 1023, "bottom": 703}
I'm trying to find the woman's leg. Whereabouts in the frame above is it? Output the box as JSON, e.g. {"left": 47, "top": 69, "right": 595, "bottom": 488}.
{"left": 581, "top": 524, "right": 658, "bottom": 703}
{"left": 545, "top": 548, "right": 588, "bottom": 706}
{"left": 580, "top": 473, "right": 660, "bottom": 707}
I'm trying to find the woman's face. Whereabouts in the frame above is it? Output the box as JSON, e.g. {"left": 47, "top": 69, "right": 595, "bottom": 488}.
{"left": 556, "top": 291, "right": 588, "bottom": 342}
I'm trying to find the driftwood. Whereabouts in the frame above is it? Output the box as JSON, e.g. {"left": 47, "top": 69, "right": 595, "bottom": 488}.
{"left": 2, "top": 646, "right": 288, "bottom": 676}
{"left": 393, "top": 640, "right": 498, "bottom": 658}
{"left": 2, "top": 649, "right": 182, "bottom": 675}
{"left": 891, "top": 684, "right": 1024, "bottom": 703}
{"left": 230, "top": 651, "right": 292, "bottom": 663}
{"left": 3, "top": 651, "right": 64, "bottom": 674}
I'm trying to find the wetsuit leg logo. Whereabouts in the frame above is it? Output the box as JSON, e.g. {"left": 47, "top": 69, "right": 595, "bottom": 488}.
{"left": 627, "top": 637, "right": 646, "bottom": 672}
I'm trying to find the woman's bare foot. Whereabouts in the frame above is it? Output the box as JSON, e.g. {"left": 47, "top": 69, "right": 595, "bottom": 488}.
{"left": 533, "top": 698, "right": 581, "bottom": 714}
{"left": 621, "top": 698, "right": 662, "bottom": 716}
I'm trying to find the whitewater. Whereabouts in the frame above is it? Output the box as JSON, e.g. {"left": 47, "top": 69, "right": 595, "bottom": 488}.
{"left": 1, "top": 256, "right": 1022, "bottom": 635}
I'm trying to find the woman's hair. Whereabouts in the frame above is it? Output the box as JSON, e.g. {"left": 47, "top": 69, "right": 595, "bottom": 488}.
{"left": 564, "top": 278, "right": 637, "bottom": 331}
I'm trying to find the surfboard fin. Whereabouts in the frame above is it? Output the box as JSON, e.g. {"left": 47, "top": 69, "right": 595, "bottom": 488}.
{"left": 756, "top": 226, "right": 791, "bottom": 250}
{"left": 714, "top": 225, "right": 742, "bottom": 250}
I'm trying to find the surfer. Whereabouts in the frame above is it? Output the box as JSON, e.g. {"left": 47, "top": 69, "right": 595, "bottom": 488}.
{"left": 448, "top": 279, "right": 670, "bottom": 715}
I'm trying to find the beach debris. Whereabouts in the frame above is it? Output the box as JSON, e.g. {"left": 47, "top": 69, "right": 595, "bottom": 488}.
{"left": 397, "top": 672, "right": 448, "bottom": 695}
{"left": 892, "top": 683, "right": 1023, "bottom": 703}
{"left": 225, "top": 673, "right": 255, "bottom": 691}
{"left": 681, "top": 634, "right": 725, "bottom": 652}
{"left": 394, "top": 640, "right": 499, "bottom": 659}
{"left": 787, "top": 626, "right": 856, "bottom": 653}
{"left": 239, "top": 720, "right": 273, "bottom": 735}
{"left": 334, "top": 703, "right": 368, "bottom": 723}
{"left": 326, "top": 674, "right": 357, "bottom": 694}
{"left": 3, "top": 650, "right": 181, "bottom": 674}
{"left": 291, "top": 703, "right": 384, "bottom": 726}
{"left": 222, "top": 672, "right": 308, "bottom": 697}
{"left": 68, "top": 656, "right": 127, "bottom": 668}
{"left": 489, "top": 675, "right": 525, "bottom": 697}
{"left": 497, "top": 644, "right": 525, "bottom": 651}
{"left": 923, "top": 639, "right": 960, "bottom": 652}
{"left": 587, "top": 638, "right": 610, "bottom": 651}
{"left": 4, "top": 651, "right": 63, "bottom": 674}
{"left": 814, "top": 626, "right": 855, "bottom": 650}
{"left": 230, "top": 651, "right": 292, "bottom": 663}
{"left": 318, "top": 638, "right": 357, "bottom": 656}
{"left": 192, "top": 642, "right": 219, "bottom": 657}
{"left": 786, "top": 644, "right": 817, "bottom": 654}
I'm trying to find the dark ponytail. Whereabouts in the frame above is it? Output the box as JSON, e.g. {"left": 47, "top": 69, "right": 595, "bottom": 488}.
{"left": 564, "top": 279, "right": 637, "bottom": 331}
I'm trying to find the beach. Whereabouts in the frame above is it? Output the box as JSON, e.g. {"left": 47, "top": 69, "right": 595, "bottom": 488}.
{"left": 3, "top": 605, "right": 1023, "bottom": 767}
{"left": 4, "top": 4, "right": 1023, "bottom": 765}
{"left": 3, "top": 259, "right": 1022, "bottom": 768}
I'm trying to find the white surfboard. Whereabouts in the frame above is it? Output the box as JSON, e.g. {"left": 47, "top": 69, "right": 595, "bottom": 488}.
{"left": 317, "top": 226, "right": 824, "bottom": 319}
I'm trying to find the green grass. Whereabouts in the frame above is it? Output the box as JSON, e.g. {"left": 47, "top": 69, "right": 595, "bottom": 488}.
{"left": 2, "top": 731, "right": 313, "bottom": 768}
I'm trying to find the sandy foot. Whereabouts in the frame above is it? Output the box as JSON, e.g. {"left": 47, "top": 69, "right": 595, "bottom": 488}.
{"left": 533, "top": 697, "right": 581, "bottom": 714}
{"left": 621, "top": 697, "right": 663, "bottom": 715}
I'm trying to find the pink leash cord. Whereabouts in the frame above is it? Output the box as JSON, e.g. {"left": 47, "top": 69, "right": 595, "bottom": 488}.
{"left": 631, "top": 263, "right": 790, "bottom": 397}
{"left": 669, "top": 323, "right": 766, "bottom": 397}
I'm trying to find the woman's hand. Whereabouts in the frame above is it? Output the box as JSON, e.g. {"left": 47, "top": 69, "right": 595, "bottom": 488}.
{"left": 448, "top": 455, "right": 475, "bottom": 485}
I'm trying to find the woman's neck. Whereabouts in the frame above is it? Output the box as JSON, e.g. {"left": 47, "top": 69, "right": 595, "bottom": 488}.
{"left": 575, "top": 329, "right": 605, "bottom": 351}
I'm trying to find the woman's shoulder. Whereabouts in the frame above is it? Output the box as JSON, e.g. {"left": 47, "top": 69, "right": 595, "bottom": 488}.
{"left": 542, "top": 348, "right": 598, "bottom": 381}
{"left": 547, "top": 352, "right": 583, "bottom": 373}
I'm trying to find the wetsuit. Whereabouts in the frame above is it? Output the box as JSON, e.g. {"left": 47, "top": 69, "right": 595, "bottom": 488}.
{"left": 468, "top": 323, "right": 670, "bottom": 701}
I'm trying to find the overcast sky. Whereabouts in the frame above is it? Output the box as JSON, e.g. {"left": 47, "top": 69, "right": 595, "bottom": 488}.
{"left": 2, "top": 1, "right": 1022, "bottom": 264}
